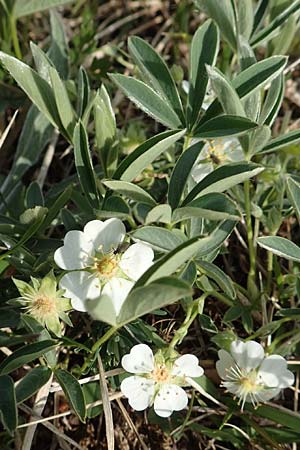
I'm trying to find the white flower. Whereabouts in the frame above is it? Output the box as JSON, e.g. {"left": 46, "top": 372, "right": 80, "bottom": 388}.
{"left": 54, "top": 219, "right": 154, "bottom": 313}
{"left": 216, "top": 340, "right": 294, "bottom": 410}
{"left": 120, "top": 344, "right": 204, "bottom": 417}
{"left": 191, "top": 137, "right": 244, "bottom": 184}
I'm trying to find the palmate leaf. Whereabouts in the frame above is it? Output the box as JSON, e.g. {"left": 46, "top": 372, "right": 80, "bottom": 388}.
{"left": 194, "top": 114, "right": 257, "bottom": 139}
{"left": 132, "top": 226, "right": 186, "bottom": 252}
{"left": 259, "top": 130, "right": 300, "bottom": 154}
{"left": 199, "top": 56, "right": 287, "bottom": 126}
{"left": 109, "top": 74, "right": 182, "bottom": 129}
{"left": 128, "top": 36, "right": 184, "bottom": 123}
{"left": 103, "top": 180, "right": 156, "bottom": 206}
{"left": 136, "top": 220, "right": 236, "bottom": 285}
{"left": 15, "top": 366, "right": 52, "bottom": 403}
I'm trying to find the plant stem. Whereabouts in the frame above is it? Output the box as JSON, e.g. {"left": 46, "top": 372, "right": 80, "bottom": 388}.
{"left": 10, "top": 15, "right": 22, "bottom": 59}
{"left": 244, "top": 180, "right": 256, "bottom": 295}
{"left": 266, "top": 250, "right": 273, "bottom": 295}
{"left": 169, "top": 293, "right": 208, "bottom": 351}
{"left": 80, "top": 326, "right": 119, "bottom": 374}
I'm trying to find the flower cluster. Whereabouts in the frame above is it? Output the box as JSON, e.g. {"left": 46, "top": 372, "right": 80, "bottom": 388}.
{"left": 120, "top": 340, "right": 294, "bottom": 417}
{"left": 54, "top": 218, "right": 154, "bottom": 314}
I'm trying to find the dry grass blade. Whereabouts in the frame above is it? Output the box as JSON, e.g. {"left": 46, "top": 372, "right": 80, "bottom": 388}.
{"left": 98, "top": 354, "right": 115, "bottom": 450}
{"left": 116, "top": 398, "right": 149, "bottom": 450}
{"left": 21, "top": 373, "right": 53, "bottom": 450}
{"left": 0, "top": 110, "right": 18, "bottom": 150}
{"left": 19, "top": 404, "right": 84, "bottom": 450}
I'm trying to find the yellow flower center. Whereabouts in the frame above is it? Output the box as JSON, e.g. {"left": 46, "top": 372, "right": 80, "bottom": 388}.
{"left": 30, "top": 295, "right": 57, "bottom": 319}
{"left": 95, "top": 254, "right": 119, "bottom": 278}
{"left": 240, "top": 376, "right": 258, "bottom": 393}
{"left": 151, "top": 365, "right": 170, "bottom": 383}
{"left": 208, "top": 140, "right": 227, "bottom": 164}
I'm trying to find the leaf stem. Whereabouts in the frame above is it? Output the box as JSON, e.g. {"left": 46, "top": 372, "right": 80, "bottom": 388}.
{"left": 244, "top": 180, "right": 256, "bottom": 296}
{"left": 10, "top": 15, "right": 22, "bottom": 60}
{"left": 80, "top": 326, "right": 119, "bottom": 374}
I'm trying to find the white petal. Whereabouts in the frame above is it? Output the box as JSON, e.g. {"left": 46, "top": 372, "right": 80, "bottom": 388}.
{"left": 121, "top": 376, "right": 155, "bottom": 411}
{"left": 216, "top": 350, "right": 236, "bottom": 380}
{"left": 59, "top": 271, "right": 100, "bottom": 312}
{"left": 121, "top": 344, "right": 154, "bottom": 374}
{"left": 119, "top": 243, "right": 154, "bottom": 281}
{"left": 83, "top": 218, "right": 125, "bottom": 253}
{"left": 191, "top": 162, "right": 213, "bottom": 184}
{"left": 256, "top": 387, "right": 281, "bottom": 402}
{"left": 154, "top": 384, "right": 188, "bottom": 418}
{"left": 102, "top": 277, "right": 133, "bottom": 316}
{"left": 54, "top": 230, "right": 93, "bottom": 270}
{"left": 258, "top": 355, "right": 295, "bottom": 388}
{"left": 172, "top": 354, "right": 204, "bottom": 378}
{"left": 230, "top": 340, "right": 265, "bottom": 371}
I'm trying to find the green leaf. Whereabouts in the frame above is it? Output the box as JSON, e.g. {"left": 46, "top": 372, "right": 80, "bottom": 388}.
{"left": 128, "top": 36, "right": 184, "bottom": 123}
{"left": 259, "top": 130, "right": 300, "bottom": 154}
{"left": 109, "top": 74, "right": 182, "bottom": 129}
{"left": 201, "top": 0, "right": 237, "bottom": 50}
{"left": 259, "top": 74, "right": 284, "bottom": 127}
{"left": 194, "top": 114, "right": 257, "bottom": 139}
{"left": 0, "top": 340, "right": 57, "bottom": 375}
{"left": 102, "top": 180, "right": 156, "bottom": 206}
{"left": 257, "top": 236, "right": 300, "bottom": 262}
{"left": 145, "top": 204, "right": 172, "bottom": 224}
{"left": 252, "top": 404, "right": 300, "bottom": 433}
{"left": 54, "top": 369, "right": 86, "bottom": 422}
{"left": 77, "top": 66, "right": 90, "bottom": 118}
{"left": 235, "top": 0, "right": 254, "bottom": 40}
{"left": 168, "top": 141, "right": 204, "bottom": 209}
{"left": 199, "top": 56, "right": 287, "bottom": 126}
{"left": 73, "top": 121, "right": 100, "bottom": 209}
{"left": 287, "top": 177, "right": 300, "bottom": 223}
{"left": 49, "top": 67, "right": 76, "bottom": 139}
{"left": 117, "top": 277, "right": 192, "bottom": 326}
{"left": 0, "top": 52, "right": 61, "bottom": 128}
{"left": 113, "top": 129, "right": 185, "bottom": 181}
{"left": 136, "top": 220, "right": 236, "bottom": 285}
{"left": 48, "top": 9, "right": 69, "bottom": 80}
{"left": 132, "top": 227, "right": 186, "bottom": 252}
{"left": 13, "top": 0, "right": 73, "bottom": 18}
{"left": 197, "top": 260, "right": 236, "bottom": 299}
{"left": 94, "top": 85, "right": 117, "bottom": 177}
{"left": 207, "top": 66, "right": 245, "bottom": 117}
{"left": 173, "top": 193, "right": 240, "bottom": 223}
{"left": 0, "top": 375, "right": 17, "bottom": 435}
{"left": 15, "top": 366, "right": 52, "bottom": 403}
{"left": 87, "top": 277, "right": 191, "bottom": 326}
{"left": 253, "top": 0, "right": 269, "bottom": 34}
{"left": 187, "top": 20, "right": 219, "bottom": 128}
{"left": 250, "top": 0, "right": 300, "bottom": 47}
{"left": 182, "top": 163, "right": 263, "bottom": 205}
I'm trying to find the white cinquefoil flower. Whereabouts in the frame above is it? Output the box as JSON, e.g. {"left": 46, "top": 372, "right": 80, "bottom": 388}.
{"left": 120, "top": 344, "right": 204, "bottom": 417}
{"left": 54, "top": 219, "right": 154, "bottom": 313}
{"left": 191, "top": 137, "right": 244, "bottom": 184}
{"left": 216, "top": 340, "right": 294, "bottom": 409}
